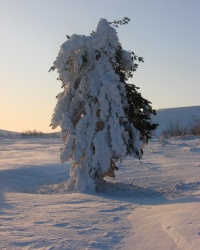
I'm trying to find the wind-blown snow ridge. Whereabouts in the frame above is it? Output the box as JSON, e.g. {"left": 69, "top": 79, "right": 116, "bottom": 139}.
{"left": 1, "top": 135, "right": 200, "bottom": 249}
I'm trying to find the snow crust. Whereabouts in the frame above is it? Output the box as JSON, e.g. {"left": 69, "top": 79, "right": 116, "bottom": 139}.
{"left": 1, "top": 136, "right": 200, "bottom": 249}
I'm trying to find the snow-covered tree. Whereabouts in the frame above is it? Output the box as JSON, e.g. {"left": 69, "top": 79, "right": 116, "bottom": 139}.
{"left": 50, "top": 18, "right": 157, "bottom": 192}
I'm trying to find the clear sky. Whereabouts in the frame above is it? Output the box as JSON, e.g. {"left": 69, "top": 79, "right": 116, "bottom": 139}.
{"left": 1, "top": 0, "right": 200, "bottom": 132}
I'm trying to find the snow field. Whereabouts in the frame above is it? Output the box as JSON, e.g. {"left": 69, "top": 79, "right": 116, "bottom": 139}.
{"left": 0, "top": 136, "right": 200, "bottom": 249}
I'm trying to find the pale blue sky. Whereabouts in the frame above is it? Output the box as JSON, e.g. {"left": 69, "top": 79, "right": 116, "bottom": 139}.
{"left": 0, "top": 0, "right": 199, "bottom": 132}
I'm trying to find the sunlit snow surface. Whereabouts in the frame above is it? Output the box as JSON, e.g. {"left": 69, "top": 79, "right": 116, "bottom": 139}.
{"left": 0, "top": 136, "right": 200, "bottom": 249}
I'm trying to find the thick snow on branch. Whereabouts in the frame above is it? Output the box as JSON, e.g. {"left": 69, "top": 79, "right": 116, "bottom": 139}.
{"left": 51, "top": 18, "right": 144, "bottom": 191}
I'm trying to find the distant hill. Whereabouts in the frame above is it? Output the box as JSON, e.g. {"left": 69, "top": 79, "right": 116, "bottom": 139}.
{"left": 1, "top": 105, "right": 200, "bottom": 138}
{"left": 0, "top": 129, "right": 19, "bottom": 138}
{"left": 0, "top": 129, "right": 59, "bottom": 139}
{"left": 153, "top": 106, "right": 200, "bottom": 137}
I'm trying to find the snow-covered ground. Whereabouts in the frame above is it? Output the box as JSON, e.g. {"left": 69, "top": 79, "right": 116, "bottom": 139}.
{"left": 1, "top": 136, "right": 200, "bottom": 249}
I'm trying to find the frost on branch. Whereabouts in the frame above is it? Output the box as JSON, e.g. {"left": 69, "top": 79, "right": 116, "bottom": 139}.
{"left": 51, "top": 18, "right": 157, "bottom": 192}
